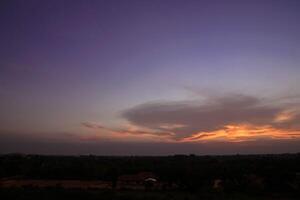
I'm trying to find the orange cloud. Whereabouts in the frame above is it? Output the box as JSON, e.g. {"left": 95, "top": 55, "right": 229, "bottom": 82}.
{"left": 81, "top": 121, "right": 300, "bottom": 143}
{"left": 181, "top": 124, "right": 300, "bottom": 143}
{"left": 274, "top": 110, "right": 296, "bottom": 123}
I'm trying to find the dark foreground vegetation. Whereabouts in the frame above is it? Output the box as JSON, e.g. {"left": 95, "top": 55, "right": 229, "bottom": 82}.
{"left": 1, "top": 153, "right": 300, "bottom": 199}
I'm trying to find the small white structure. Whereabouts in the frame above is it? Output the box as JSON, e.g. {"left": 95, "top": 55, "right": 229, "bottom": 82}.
{"left": 145, "top": 178, "right": 157, "bottom": 182}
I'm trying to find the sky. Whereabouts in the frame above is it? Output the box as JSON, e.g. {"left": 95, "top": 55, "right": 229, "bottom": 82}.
{"left": 1, "top": 0, "right": 300, "bottom": 155}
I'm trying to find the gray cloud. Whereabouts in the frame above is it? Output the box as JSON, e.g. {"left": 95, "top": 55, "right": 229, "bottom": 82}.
{"left": 81, "top": 122, "right": 105, "bottom": 129}
{"left": 122, "top": 94, "right": 290, "bottom": 139}
{"left": 81, "top": 122, "right": 173, "bottom": 137}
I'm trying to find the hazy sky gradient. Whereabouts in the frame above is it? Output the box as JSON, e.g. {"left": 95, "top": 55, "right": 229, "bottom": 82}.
{"left": 1, "top": 0, "right": 300, "bottom": 154}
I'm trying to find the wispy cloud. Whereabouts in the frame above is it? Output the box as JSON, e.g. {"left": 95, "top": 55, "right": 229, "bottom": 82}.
{"left": 81, "top": 122, "right": 173, "bottom": 141}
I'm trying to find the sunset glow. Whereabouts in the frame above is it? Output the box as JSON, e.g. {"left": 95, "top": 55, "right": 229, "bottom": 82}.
{"left": 1, "top": 0, "right": 300, "bottom": 155}
{"left": 182, "top": 124, "right": 300, "bottom": 143}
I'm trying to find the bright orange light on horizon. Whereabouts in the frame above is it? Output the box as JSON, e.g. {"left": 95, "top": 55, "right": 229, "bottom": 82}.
{"left": 81, "top": 121, "right": 300, "bottom": 143}
{"left": 182, "top": 124, "right": 300, "bottom": 143}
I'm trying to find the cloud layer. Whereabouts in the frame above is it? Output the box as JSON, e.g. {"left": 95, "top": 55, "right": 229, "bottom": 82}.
{"left": 120, "top": 94, "right": 300, "bottom": 141}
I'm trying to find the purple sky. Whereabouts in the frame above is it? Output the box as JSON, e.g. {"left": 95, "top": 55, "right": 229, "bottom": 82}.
{"left": 1, "top": 0, "right": 300, "bottom": 155}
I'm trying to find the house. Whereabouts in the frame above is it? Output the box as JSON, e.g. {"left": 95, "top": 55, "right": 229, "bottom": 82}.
{"left": 213, "top": 179, "right": 223, "bottom": 191}
{"left": 117, "top": 172, "right": 158, "bottom": 189}
{"left": 244, "top": 174, "right": 264, "bottom": 190}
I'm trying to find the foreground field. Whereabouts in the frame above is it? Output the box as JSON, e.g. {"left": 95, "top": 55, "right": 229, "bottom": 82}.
{"left": 0, "top": 179, "right": 112, "bottom": 189}
{"left": 0, "top": 154, "right": 299, "bottom": 199}
{"left": 1, "top": 188, "right": 299, "bottom": 200}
